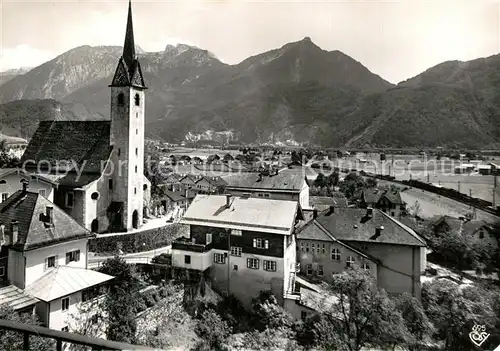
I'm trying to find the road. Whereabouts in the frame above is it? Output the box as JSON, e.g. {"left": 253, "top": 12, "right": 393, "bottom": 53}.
{"left": 378, "top": 180, "right": 500, "bottom": 224}
{"left": 88, "top": 245, "right": 171, "bottom": 269}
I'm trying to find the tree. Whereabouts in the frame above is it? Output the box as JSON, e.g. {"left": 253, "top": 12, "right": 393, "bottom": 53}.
{"left": 69, "top": 297, "right": 107, "bottom": 351}
{"left": 195, "top": 309, "right": 231, "bottom": 349}
{"left": 250, "top": 291, "right": 293, "bottom": 331}
{"left": 408, "top": 200, "right": 422, "bottom": 217}
{"left": 339, "top": 172, "right": 367, "bottom": 199}
{"left": 0, "top": 305, "right": 54, "bottom": 351}
{"left": 315, "top": 267, "right": 410, "bottom": 351}
{"left": 430, "top": 231, "right": 473, "bottom": 276}
{"left": 314, "top": 173, "right": 327, "bottom": 188}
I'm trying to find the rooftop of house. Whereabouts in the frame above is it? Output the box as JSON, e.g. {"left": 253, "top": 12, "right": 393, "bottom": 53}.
{"left": 224, "top": 172, "right": 307, "bottom": 192}
{"left": 362, "top": 188, "right": 403, "bottom": 205}
{"left": 0, "top": 284, "right": 39, "bottom": 311}
{"left": 0, "top": 190, "right": 94, "bottom": 251}
{"left": 25, "top": 266, "right": 114, "bottom": 302}
{"left": 195, "top": 175, "right": 227, "bottom": 187}
{"left": 181, "top": 194, "right": 298, "bottom": 235}
{"left": 432, "top": 216, "right": 491, "bottom": 235}
{"left": 310, "top": 194, "right": 348, "bottom": 210}
{"left": 313, "top": 208, "right": 426, "bottom": 247}
{"left": 294, "top": 276, "right": 340, "bottom": 313}
{"left": 20, "top": 121, "right": 112, "bottom": 177}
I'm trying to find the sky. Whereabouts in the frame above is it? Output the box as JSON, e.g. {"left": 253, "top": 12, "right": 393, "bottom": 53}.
{"left": 0, "top": 0, "right": 499, "bottom": 84}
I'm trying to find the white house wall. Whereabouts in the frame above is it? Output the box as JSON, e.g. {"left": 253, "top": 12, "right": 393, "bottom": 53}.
{"left": 0, "top": 173, "right": 54, "bottom": 202}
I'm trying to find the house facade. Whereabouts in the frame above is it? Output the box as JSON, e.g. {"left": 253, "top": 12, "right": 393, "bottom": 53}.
{"left": 0, "top": 187, "right": 113, "bottom": 331}
{"left": 432, "top": 216, "right": 498, "bottom": 250}
{"left": 19, "top": 0, "right": 150, "bottom": 233}
{"left": 0, "top": 169, "right": 56, "bottom": 203}
{"left": 224, "top": 171, "right": 310, "bottom": 209}
{"left": 296, "top": 207, "right": 426, "bottom": 300}
{"left": 171, "top": 194, "right": 301, "bottom": 307}
{"left": 194, "top": 176, "right": 227, "bottom": 194}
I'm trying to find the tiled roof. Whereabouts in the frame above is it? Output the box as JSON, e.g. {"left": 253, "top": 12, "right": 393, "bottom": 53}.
{"left": 181, "top": 195, "right": 298, "bottom": 235}
{"left": 316, "top": 208, "right": 426, "bottom": 247}
{"left": 196, "top": 176, "right": 227, "bottom": 187}
{"left": 0, "top": 190, "right": 93, "bottom": 251}
{"left": 25, "top": 266, "right": 114, "bottom": 302}
{"left": 433, "top": 216, "right": 491, "bottom": 236}
{"left": 310, "top": 195, "right": 348, "bottom": 210}
{"left": 380, "top": 190, "right": 403, "bottom": 205}
{"left": 225, "top": 172, "right": 306, "bottom": 192}
{"left": 164, "top": 190, "right": 185, "bottom": 202}
{"left": 362, "top": 188, "right": 383, "bottom": 204}
{"left": 0, "top": 284, "right": 38, "bottom": 311}
{"left": 21, "top": 121, "right": 112, "bottom": 175}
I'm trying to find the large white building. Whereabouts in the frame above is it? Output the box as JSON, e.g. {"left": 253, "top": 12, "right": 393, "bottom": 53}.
{"left": 172, "top": 194, "right": 302, "bottom": 307}
{"left": 0, "top": 185, "right": 113, "bottom": 331}
{"left": 19, "top": 0, "right": 150, "bottom": 233}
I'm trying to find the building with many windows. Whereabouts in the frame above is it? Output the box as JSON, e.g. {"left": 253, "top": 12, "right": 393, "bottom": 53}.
{"left": 171, "top": 194, "right": 302, "bottom": 307}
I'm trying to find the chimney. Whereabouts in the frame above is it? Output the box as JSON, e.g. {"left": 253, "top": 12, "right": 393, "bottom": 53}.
{"left": 327, "top": 205, "right": 335, "bottom": 215}
{"left": 225, "top": 194, "right": 232, "bottom": 208}
{"left": 21, "top": 180, "right": 28, "bottom": 192}
{"left": 10, "top": 220, "right": 18, "bottom": 244}
{"left": 366, "top": 207, "right": 373, "bottom": 218}
{"left": 46, "top": 206, "right": 53, "bottom": 224}
{"left": 371, "top": 225, "right": 384, "bottom": 240}
{"left": 313, "top": 209, "right": 318, "bottom": 219}
{"left": 185, "top": 188, "right": 189, "bottom": 199}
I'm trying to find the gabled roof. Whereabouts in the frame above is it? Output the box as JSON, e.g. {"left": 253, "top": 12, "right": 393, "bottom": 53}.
{"left": 181, "top": 195, "right": 298, "bottom": 235}
{"left": 433, "top": 216, "right": 492, "bottom": 236}
{"left": 195, "top": 176, "right": 227, "bottom": 187}
{"left": 362, "top": 188, "right": 382, "bottom": 204}
{"left": 0, "top": 190, "right": 93, "bottom": 251}
{"left": 20, "top": 121, "right": 112, "bottom": 176}
{"left": 225, "top": 172, "right": 306, "bottom": 192}
{"left": 0, "top": 284, "right": 39, "bottom": 311}
{"left": 179, "top": 174, "right": 198, "bottom": 183}
{"left": 316, "top": 208, "right": 426, "bottom": 247}
{"left": 164, "top": 190, "right": 185, "bottom": 202}
{"left": 310, "top": 195, "right": 348, "bottom": 211}
{"left": 379, "top": 190, "right": 403, "bottom": 205}
{"left": 25, "top": 266, "right": 113, "bottom": 302}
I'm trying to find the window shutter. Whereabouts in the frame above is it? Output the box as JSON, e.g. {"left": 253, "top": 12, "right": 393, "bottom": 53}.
{"left": 66, "top": 253, "right": 70, "bottom": 264}
{"left": 213, "top": 253, "right": 217, "bottom": 262}
{"left": 264, "top": 240, "right": 269, "bottom": 249}
{"left": 44, "top": 258, "right": 48, "bottom": 270}
{"left": 253, "top": 239, "right": 257, "bottom": 248}
{"left": 247, "top": 258, "right": 250, "bottom": 268}
{"left": 76, "top": 250, "right": 80, "bottom": 262}
{"left": 54, "top": 255, "right": 58, "bottom": 267}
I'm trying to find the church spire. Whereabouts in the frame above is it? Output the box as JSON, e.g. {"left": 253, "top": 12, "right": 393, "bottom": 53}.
{"left": 122, "top": 0, "right": 136, "bottom": 70}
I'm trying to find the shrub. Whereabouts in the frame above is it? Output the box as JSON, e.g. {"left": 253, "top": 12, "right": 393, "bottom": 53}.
{"left": 89, "top": 224, "right": 189, "bottom": 255}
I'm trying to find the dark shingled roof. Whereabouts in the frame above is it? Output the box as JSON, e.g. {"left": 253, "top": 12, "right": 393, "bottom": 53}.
{"left": 433, "top": 216, "right": 492, "bottom": 236}
{"left": 225, "top": 172, "right": 307, "bottom": 192}
{"left": 316, "top": 208, "right": 426, "bottom": 247}
{"left": 0, "top": 190, "right": 93, "bottom": 251}
{"left": 362, "top": 188, "right": 383, "bottom": 204}
{"left": 196, "top": 176, "right": 227, "bottom": 187}
{"left": 21, "top": 121, "right": 112, "bottom": 175}
{"left": 310, "top": 194, "right": 348, "bottom": 211}
{"left": 379, "top": 190, "right": 403, "bottom": 205}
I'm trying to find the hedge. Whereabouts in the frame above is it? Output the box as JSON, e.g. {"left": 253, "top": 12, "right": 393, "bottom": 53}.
{"left": 89, "top": 223, "right": 189, "bottom": 255}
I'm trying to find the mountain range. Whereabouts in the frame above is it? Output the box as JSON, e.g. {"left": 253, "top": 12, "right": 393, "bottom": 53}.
{"left": 0, "top": 38, "right": 499, "bottom": 149}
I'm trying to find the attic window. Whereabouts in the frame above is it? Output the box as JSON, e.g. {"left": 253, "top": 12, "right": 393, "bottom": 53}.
{"left": 91, "top": 192, "right": 99, "bottom": 200}
{"left": 143, "top": 184, "right": 148, "bottom": 191}
{"left": 117, "top": 93, "right": 125, "bottom": 106}
{"left": 134, "top": 93, "right": 140, "bottom": 106}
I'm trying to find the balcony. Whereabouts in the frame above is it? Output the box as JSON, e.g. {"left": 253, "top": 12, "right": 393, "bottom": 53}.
{"left": 172, "top": 237, "right": 213, "bottom": 253}
{"left": 0, "top": 319, "right": 154, "bottom": 351}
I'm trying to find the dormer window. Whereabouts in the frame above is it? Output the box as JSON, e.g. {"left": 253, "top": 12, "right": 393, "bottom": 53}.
{"left": 65, "top": 192, "right": 74, "bottom": 208}
{"left": 117, "top": 93, "right": 125, "bottom": 106}
{"left": 134, "top": 93, "right": 140, "bottom": 106}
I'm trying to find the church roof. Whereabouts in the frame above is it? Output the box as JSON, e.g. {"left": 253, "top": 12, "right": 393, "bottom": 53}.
{"left": 21, "top": 121, "right": 111, "bottom": 177}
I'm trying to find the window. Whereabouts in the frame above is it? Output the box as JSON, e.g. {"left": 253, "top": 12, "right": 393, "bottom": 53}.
{"left": 135, "top": 148, "right": 138, "bottom": 156}
{"left": 184, "top": 255, "right": 191, "bottom": 264}
{"left": 300, "top": 242, "right": 304, "bottom": 252}
{"left": 206, "top": 233, "right": 212, "bottom": 244}
{"left": 318, "top": 265, "right": 324, "bottom": 276}
{"left": 39, "top": 189, "right": 46, "bottom": 198}
{"left": 143, "top": 184, "right": 148, "bottom": 191}
{"left": 65, "top": 192, "right": 74, "bottom": 208}
{"left": 61, "top": 297, "right": 69, "bottom": 311}
{"left": 45, "top": 255, "right": 57, "bottom": 270}
{"left": 263, "top": 260, "right": 276, "bottom": 272}
{"left": 312, "top": 243, "right": 315, "bottom": 252}
{"left": 253, "top": 238, "right": 269, "bottom": 249}
{"left": 233, "top": 265, "right": 238, "bottom": 271}
{"left": 134, "top": 187, "right": 137, "bottom": 195}
{"left": 134, "top": 94, "right": 140, "bottom": 106}
{"left": 231, "top": 229, "right": 242, "bottom": 236}
{"left": 0, "top": 267, "right": 5, "bottom": 277}
{"left": 117, "top": 93, "right": 125, "bottom": 105}
{"left": 136, "top": 129, "right": 138, "bottom": 135}
{"left": 91, "top": 192, "right": 99, "bottom": 200}
{"left": 230, "top": 246, "right": 242, "bottom": 257}
{"left": 361, "top": 263, "right": 370, "bottom": 270}
{"left": 66, "top": 250, "right": 80, "bottom": 264}
{"left": 247, "top": 258, "right": 260, "bottom": 269}
{"left": 1, "top": 193, "right": 9, "bottom": 202}
{"left": 479, "top": 230, "right": 485, "bottom": 239}
{"left": 305, "top": 243, "right": 309, "bottom": 252}
{"left": 135, "top": 165, "right": 138, "bottom": 173}
{"left": 306, "top": 264, "right": 313, "bottom": 275}
{"left": 301, "top": 311, "right": 307, "bottom": 320}
{"left": 346, "top": 256, "right": 355, "bottom": 268}
{"left": 118, "top": 148, "right": 121, "bottom": 157}
{"left": 108, "top": 179, "right": 113, "bottom": 190}
{"left": 136, "top": 113, "right": 138, "bottom": 118}
{"left": 331, "top": 248, "right": 341, "bottom": 261}
{"left": 214, "top": 253, "right": 225, "bottom": 264}
{"left": 391, "top": 212, "right": 395, "bottom": 217}
{"left": 61, "top": 326, "right": 69, "bottom": 332}
{"left": 264, "top": 193, "right": 270, "bottom": 198}
{"left": 322, "top": 244, "right": 326, "bottom": 254}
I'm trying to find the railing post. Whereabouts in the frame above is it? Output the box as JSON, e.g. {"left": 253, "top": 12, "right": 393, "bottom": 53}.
{"left": 23, "top": 332, "right": 29, "bottom": 350}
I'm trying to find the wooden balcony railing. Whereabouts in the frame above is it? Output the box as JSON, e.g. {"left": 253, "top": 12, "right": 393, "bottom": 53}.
{"left": 0, "top": 319, "right": 155, "bottom": 351}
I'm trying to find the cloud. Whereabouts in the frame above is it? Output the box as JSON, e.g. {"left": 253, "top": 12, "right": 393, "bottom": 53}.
{"left": 0, "top": 45, "right": 56, "bottom": 72}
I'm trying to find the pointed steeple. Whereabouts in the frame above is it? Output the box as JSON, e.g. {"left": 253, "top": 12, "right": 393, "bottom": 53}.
{"left": 122, "top": 0, "right": 136, "bottom": 70}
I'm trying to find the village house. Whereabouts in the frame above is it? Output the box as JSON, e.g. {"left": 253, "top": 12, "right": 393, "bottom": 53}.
{"left": 0, "top": 184, "right": 114, "bottom": 331}
{"left": 0, "top": 169, "right": 57, "bottom": 203}
{"left": 171, "top": 194, "right": 302, "bottom": 307}
{"left": 179, "top": 174, "right": 199, "bottom": 189}
{"left": 296, "top": 207, "right": 427, "bottom": 300}
{"left": 432, "top": 215, "right": 498, "bottom": 250}
{"left": 224, "top": 171, "right": 310, "bottom": 209}
{"left": 359, "top": 188, "right": 405, "bottom": 218}
{"left": 194, "top": 176, "right": 227, "bottom": 194}
{"left": 19, "top": 2, "right": 150, "bottom": 233}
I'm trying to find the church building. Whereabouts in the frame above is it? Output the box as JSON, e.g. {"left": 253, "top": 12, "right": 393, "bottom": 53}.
{"left": 20, "top": 0, "right": 150, "bottom": 233}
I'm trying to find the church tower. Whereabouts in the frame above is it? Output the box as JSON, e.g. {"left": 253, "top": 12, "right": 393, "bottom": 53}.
{"left": 109, "top": 0, "right": 146, "bottom": 231}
